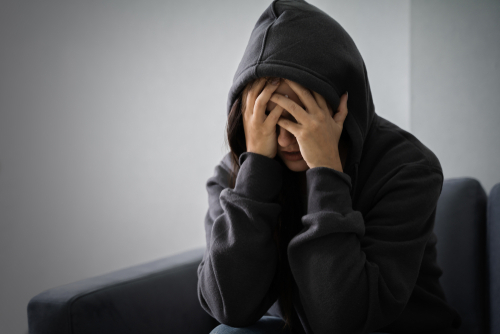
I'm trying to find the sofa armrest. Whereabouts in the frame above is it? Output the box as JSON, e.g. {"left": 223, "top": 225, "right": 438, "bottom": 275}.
{"left": 27, "top": 247, "right": 219, "bottom": 334}
{"left": 488, "top": 182, "right": 500, "bottom": 334}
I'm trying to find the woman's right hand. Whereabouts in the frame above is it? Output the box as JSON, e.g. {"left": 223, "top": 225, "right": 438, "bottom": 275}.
{"left": 242, "top": 76, "right": 284, "bottom": 159}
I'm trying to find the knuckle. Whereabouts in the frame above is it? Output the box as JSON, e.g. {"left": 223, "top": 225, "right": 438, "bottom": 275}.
{"left": 242, "top": 105, "right": 248, "bottom": 116}
{"left": 247, "top": 89, "right": 257, "bottom": 101}
{"left": 310, "top": 120, "right": 320, "bottom": 130}
{"left": 247, "top": 79, "right": 263, "bottom": 98}
{"left": 254, "top": 97, "right": 265, "bottom": 110}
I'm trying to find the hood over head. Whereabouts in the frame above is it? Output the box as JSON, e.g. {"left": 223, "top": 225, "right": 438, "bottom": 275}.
{"left": 227, "top": 0, "right": 377, "bottom": 192}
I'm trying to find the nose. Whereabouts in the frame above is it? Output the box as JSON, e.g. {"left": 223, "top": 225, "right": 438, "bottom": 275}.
{"left": 277, "top": 124, "right": 297, "bottom": 148}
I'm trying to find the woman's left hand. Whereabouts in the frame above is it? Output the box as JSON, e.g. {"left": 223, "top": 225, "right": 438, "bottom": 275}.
{"left": 271, "top": 78, "right": 348, "bottom": 171}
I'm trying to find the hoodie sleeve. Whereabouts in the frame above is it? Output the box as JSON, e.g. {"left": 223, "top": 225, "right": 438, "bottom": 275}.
{"left": 288, "top": 163, "right": 443, "bottom": 334}
{"left": 197, "top": 152, "right": 284, "bottom": 327}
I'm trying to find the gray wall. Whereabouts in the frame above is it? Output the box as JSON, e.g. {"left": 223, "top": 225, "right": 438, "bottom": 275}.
{"left": 411, "top": 0, "right": 500, "bottom": 193}
{"left": 0, "top": 0, "right": 497, "bottom": 333}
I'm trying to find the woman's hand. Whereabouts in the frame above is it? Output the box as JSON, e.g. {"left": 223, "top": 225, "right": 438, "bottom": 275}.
{"left": 242, "top": 77, "right": 285, "bottom": 159}
{"left": 271, "top": 79, "right": 348, "bottom": 171}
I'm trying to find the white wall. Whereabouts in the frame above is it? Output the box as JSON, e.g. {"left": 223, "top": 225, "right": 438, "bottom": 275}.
{"left": 1, "top": 0, "right": 497, "bottom": 333}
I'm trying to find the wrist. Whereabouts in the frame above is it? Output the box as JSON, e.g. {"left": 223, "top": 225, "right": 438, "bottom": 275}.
{"left": 310, "top": 157, "right": 343, "bottom": 172}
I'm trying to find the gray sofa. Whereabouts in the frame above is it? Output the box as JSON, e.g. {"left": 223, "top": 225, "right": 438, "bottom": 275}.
{"left": 27, "top": 178, "right": 500, "bottom": 334}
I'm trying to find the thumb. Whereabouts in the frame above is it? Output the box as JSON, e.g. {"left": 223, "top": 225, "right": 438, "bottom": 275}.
{"left": 333, "top": 92, "right": 348, "bottom": 125}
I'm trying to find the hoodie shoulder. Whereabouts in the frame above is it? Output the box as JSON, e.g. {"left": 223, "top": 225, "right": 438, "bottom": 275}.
{"left": 205, "top": 153, "right": 234, "bottom": 194}
{"left": 220, "top": 152, "right": 234, "bottom": 175}
{"left": 362, "top": 115, "right": 443, "bottom": 176}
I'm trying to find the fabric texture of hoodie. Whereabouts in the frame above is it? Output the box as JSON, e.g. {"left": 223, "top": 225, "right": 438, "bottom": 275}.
{"left": 197, "top": 1, "right": 463, "bottom": 333}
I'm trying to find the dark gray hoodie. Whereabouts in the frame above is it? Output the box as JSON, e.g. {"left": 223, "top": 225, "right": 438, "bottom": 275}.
{"left": 197, "top": 1, "right": 463, "bottom": 333}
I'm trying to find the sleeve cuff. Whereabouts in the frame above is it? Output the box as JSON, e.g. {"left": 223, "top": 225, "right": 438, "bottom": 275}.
{"left": 233, "top": 152, "right": 284, "bottom": 203}
{"left": 305, "top": 167, "right": 353, "bottom": 215}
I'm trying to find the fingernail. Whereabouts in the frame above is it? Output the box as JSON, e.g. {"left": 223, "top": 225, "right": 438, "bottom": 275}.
{"left": 270, "top": 77, "right": 280, "bottom": 85}
{"left": 346, "top": 91, "right": 349, "bottom": 99}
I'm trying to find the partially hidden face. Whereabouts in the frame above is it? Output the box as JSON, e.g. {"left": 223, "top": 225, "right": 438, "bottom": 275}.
{"left": 264, "top": 78, "right": 333, "bottom": 172}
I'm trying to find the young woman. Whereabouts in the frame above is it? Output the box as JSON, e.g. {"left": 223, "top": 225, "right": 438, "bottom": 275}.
{"left": 198, "top": 1, "right": 462, "bottom": 333}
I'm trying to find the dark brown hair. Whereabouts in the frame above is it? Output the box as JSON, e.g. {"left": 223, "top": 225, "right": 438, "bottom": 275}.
{"left": 223, "top": 78, "right": 304, "bottom": 333}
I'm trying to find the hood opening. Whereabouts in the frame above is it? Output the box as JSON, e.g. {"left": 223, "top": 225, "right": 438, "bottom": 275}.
{"left": 227, "top": 0, "right": 376, "bottom": 190}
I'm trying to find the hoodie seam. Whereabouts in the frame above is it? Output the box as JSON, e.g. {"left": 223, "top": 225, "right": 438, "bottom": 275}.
{"left": 270, "top": 1, "right": 278, "bottom": 19}
{"left": 256, "top": 18, "right": 278, "bottom": 67}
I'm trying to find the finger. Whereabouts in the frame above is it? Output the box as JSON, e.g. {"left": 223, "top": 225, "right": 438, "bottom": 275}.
{"left": 276, "top": 117, "right": 300, "bottom": 137}
{"left": 283, "top": 78, "right": 320, "bottom": 115}
{"left": 269, "top": 93, "right": 307, "bottom": 125}
{"left": 245, "top": 77, "right": 268, "bottom": 116}
{"left": 263, "top": 102, "right": 284, "bottom": 128}
{"left": 312, "top": 90, "right": 330, "bottom": 116}
{"left": 255, "top": 77, "right": 282, "bottom": 121}
{"left": 333, "top": 92, "right": 349, "bottom": 125}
